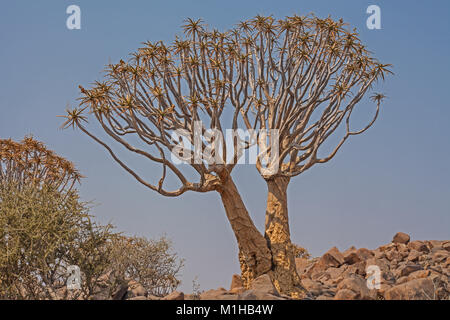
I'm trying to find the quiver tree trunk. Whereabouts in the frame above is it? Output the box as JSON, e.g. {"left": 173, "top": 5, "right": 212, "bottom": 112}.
{"left": 217, "top": 175, "right": 272, "bottom": 288}
{"left": 264, "top": 176, "right": 304, "bottom": 298}
{"left": 218, "top": 174, "right": 304, "bottom": 298}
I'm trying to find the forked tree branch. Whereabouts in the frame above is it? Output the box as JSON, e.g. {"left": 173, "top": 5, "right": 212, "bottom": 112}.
{"left": 62, "top": 15, "right": 391, "bottom": 195}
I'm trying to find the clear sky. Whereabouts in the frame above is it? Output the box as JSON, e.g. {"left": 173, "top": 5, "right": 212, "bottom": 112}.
{"left": 1, "top": 0, "right": 449, "bottom": 292}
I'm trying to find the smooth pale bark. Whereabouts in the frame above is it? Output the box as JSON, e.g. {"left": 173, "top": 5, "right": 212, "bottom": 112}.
{"left": 217, "top": 175, "right": 272, "bottom": 288}
{"left": 264, "top": 176, "right": 304, "bottom": 297}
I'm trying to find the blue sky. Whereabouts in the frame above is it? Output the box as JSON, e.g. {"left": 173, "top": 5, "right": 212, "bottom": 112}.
{"left": 1, "top": 0, "right": 449, "bottom": 292}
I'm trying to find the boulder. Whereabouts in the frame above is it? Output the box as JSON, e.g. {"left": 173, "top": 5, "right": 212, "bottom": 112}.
{"left": 249, "top": 274, "right": 279, "bottom": 296}
{"left": 366, "top": 257, "right": 389, "bottom": 272}
{"left": 230, "top": 274, "right": 243, "bottom": 291}
{"left": 399, "top": 264, "right": 423, "bottom": 277}
{"left": 229, "top": 287, "right": 245, "bottom": 294}
{"left": 432, "top": 250, "right": 449, "bottom": 263}
{"left": 406, "top": 250, "right": 421, "bottom": 262}
{"left": 345, "top": 261, "right": 367, "bottom": 277}
{"left": 200, "top": 288, "right": 238, "bottom": 300}
{"left": 321, "top": 247, "right": 345, "bottom": 268}
{"left": 395, "top": 276, "right": 409, "bottom": 285}
{"left": 384, "top": 279, "right": 434, "bottom": 300}
{"left": 125, "top": 280, "right": 146, "bottom": 299}
{"left": 356, "top": 248, "right": 374, "bottom": 261}
{"left": 336, "top": 276, "right": 376, "bottom": 300}
{"left": 377, "top": 283, "right": 393, "bottom": 296}
{"left": 443, "top": 242, "right": 450, "bottom": 252}
{"left": 407, "top": 270, "right": 430, "bottom": 281}
{"left": 408, "top": 241, "right": 429, "bottom": 253}
{"left": 392, "top": 232, "right": 410, "bottom": 245}
{"left": 427, "top": 240, "right": 444, "bottom": 249}
{"left": 304, "top": 257, "right": 327, "bottom": 278}
{"left": 334, "top": 289, "right": 358, "bottom": 300}
{"left": 162, "top": 291, "right": 184, "bottom": 300}
{"left": 344, "top": 250, "right": 361, "bottom": 265}
{"left": 326, "top": 266, "right": 346, "bottom": 281}
{"left": 232, "top": 274, "right": 287, "bottom": 300}
{"left": 237, "top": 291, "right": 258, "bottom": 300}
{"left": 444, "top": 257, "right": 450, "bottom": 268}
{"left": 385, "top": 249, "right": 403, "bottom": 262}
{"left": 301, "top": 278, "right": 323, "bottom": 296}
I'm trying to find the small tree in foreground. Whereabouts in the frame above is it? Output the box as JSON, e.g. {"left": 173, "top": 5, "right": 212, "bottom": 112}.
{"left": 0, "top": 182, "right": 113, "bottom": 299}
{"left": 63, "top": 14, "right": 391, "bottom": 297}
{"left": 0, "top": 138, "right": 183, "bottom": 299}
{"left": 0, "top": 183, "right": 183, "bottom": 300}
{"left": 0, "top": 137, "right": 110, "bottom": 299}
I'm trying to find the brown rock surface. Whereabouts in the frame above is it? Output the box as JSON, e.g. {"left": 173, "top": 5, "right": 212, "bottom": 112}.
{"left": 399, "top": 264, "right": 423, "bottom": 277}
{"left": 321, "top": 247, "right": 345, "bottom": 268}
{"left": 188, "top": 234, "right": 449, "bottom": 301}
{"left": 384, "top": 279, "right": 434, "bottom": 300}
{"left": 393, "top": 232, "right": 411, "bottom": 244}
{"left": 334, "top": 289, "right": 358, "bottom": 300}
{"left": 162, "top": 291, "right": 184, "bottom": 300}
{"left": 230, "top": 274, "right": 243, "bottom": 291}
{"left": 125, "top": 280, "right": 147, "bottom": 299}
{"left": 336, "top": 276, "right": 376, "bottom": 300}
{"left": 344, "top": 250, "right": 361, "bottom": 265}
{"left": 201, "top": 288, "right": 238, "bottom": 300}
{"left": 249, "top": 274, "right": 279, "bottom": 296}
{"left": 408, "top": 241, "right": 429, "bottom": 253}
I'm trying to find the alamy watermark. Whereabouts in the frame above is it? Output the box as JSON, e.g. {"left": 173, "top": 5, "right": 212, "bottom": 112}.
{"left": 366, "top": 265, "right": 382, "bottom": 290}
{"left": 66, "top": 5, "right": 81, "bottom": 30}
{"left": 170, "top": 121, "right": 280, "bottom": 175}
{"left": 65, "top": 5, "right": 381, "bottom": 32}
{"left": 367, "top": 5, "right": 381, "bottom": 30}
{"left": 66, "top": 265, "right": 81, "bottom": 290}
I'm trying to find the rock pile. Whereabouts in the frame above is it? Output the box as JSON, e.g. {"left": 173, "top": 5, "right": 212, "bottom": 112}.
{"left": 170, "top": 233, "right": 448, "bottom": 301}
{"left": 93, "top": 233, "right": 449, "bottom": 300}
{"left": 292, "top": 233, "right": 448, "bottom": 300}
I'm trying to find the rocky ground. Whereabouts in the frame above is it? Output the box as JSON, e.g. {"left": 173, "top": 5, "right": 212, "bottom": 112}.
{"left": 119, "top": 232, "right": 449, "bottom": 300}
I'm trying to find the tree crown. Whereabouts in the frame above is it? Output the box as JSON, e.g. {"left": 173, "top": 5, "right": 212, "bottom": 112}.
{"left": 0, "top": 136, "right": 82, "bottom": 192}
{"left": 63, "top": 14, "right": 391, "bottom": 195}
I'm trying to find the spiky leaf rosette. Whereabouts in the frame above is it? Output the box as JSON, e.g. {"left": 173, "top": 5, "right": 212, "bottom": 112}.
{"left": 0, "top": 136, "right": 82, "bottom": 192}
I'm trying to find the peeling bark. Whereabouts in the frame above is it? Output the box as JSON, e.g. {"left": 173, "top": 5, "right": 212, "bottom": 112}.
{"left": 217, "top": 175, "right": 272, "bottom": 288}
{"left": 264, "top": 176, "right": 304, "bottom": 298}
{"left": 217, "top": 174, "right": 304, "bottom": 297}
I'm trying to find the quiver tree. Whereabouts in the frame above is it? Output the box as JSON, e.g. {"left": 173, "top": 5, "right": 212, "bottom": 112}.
{"left": 0, "top": 136, "right": 82, "bottom": 192}
{"left": 63, "top": 14, "right": 391, "bottom": 297}
{"left": 0, "top": 137, "right": 111, "bottom": 300}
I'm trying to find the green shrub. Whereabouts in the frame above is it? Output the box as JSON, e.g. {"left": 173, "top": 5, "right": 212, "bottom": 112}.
{"left": 0, "top": 137, "right": 183, "bottom": 299}
{"left": 0, "top": 182, "right": 113, "bottom": 299}
{"left": 107, "top": 235, "right": 184, "bottom": 297}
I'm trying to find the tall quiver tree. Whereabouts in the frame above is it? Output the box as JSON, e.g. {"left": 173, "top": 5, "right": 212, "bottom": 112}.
{"left": 63, "top": 14, "right": 391, "bottom": 297}
{"left": 236, "top": 15, "right": 391, "bottom": 296}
